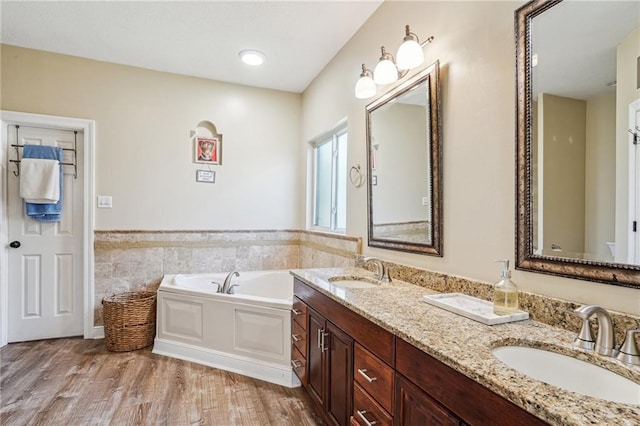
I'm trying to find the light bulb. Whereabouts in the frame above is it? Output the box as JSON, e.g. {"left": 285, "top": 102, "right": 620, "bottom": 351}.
{"left": 374, "top": 59, "right": 398, "bottom": 85}
{"left": 373, "top": 46, "right": 398, "bottom": 85}
{"left": 397, "top": 39, "right": 424, "bottom": 70}
{"left": 355, "top": 75, "right": 376, "bottom": 99}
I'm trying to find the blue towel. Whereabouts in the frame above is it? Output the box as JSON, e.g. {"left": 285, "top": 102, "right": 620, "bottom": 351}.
{"left": 23, "top": 145, "right": 64, "bottom": 222}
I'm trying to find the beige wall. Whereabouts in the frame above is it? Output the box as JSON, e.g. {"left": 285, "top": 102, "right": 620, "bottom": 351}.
{"left": 585, "top": 91, "right": 616, "bottom": 260}
{"left": 615, "top": 27, "right": 640, "bottom": 263}
{"left": 302, "top": 1, "right": 639, "bottom": 315}
{"left": 539, "top": 93, "right": 586, "bottom": 256}
{"left": 1, "top": 45, "right": 303, "bottom": 231}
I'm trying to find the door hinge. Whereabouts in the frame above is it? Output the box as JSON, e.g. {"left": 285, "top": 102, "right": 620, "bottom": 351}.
{"left": 633, "top": 221, "right": 637, "bottom": 232}
{"left": 630, "top": 129, "right": 639, "bottom": 145}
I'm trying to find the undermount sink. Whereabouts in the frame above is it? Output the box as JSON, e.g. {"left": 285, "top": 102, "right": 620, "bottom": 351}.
{"left": 492, "top": 346, "right": 640, "bottom": 405}
{"left": 327, "top": 276, "right": 379, "bottom": 289}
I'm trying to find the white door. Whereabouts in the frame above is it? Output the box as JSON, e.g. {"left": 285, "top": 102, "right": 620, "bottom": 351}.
{"left": 7, "top": 125, "right": 84, "bottom": 342}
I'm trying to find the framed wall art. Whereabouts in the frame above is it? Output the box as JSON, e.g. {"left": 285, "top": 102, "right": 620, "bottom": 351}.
{"left": 195, "top": 136, "right": 221, "bottom": 165}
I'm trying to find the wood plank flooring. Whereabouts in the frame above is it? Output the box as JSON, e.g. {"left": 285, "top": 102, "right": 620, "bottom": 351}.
{"left": 0, "top": 337, "right": 323, "bottom": 425}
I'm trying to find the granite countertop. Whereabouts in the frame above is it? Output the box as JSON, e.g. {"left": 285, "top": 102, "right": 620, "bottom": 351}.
{"left": 290, "top": 267, "right": 640, "bottom": 426}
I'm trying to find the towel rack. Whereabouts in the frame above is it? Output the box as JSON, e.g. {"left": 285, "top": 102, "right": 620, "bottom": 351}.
{"left": 9, "top": 125, "right": 78, "bottom": 179}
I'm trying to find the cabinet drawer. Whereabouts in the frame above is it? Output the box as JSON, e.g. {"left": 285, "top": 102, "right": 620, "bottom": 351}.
{"left": 292, "top": 297, "right": 308, "bottom": 330}
{"left": 353, "top": 382, "right": 392, "bottom": 426}
{"left": 354, "top": 343, "right": 394, "bottom": 413}
{"left": 291, "top": 344, "right": 307, "bottom": 386}
{"left": 291, "top": 318, "right": 307, "bottom": 358}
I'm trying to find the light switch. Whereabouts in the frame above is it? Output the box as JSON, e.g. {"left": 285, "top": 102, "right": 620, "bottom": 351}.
{"left": 97, "top": 196, "right": 112, "bottom": 208}
{"left": 422, "top": 197, "right": 429, "bottom": 206}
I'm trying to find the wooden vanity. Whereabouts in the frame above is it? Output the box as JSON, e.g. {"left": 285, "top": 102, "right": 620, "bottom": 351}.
{"left": 292, "top": 278, "right": 548, "bottom": 426}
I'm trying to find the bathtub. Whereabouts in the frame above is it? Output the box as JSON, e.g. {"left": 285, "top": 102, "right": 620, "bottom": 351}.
{"left": 152, "top": 270, "right": 300, "bottom": 387}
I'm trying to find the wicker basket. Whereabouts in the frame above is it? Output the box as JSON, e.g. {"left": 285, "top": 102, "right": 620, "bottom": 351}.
{"left": 102, "top": 291, "right": 157, "bottom": 352}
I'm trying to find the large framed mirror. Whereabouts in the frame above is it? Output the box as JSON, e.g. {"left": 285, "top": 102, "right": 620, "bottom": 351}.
{"left": 516, "top": 0, "right": 640, "bottom": 287}
{"left": 366, "top": 60, "right": 442, "bottom": 255}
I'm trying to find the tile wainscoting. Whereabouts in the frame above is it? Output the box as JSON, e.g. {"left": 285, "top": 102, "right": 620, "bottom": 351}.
{"left": 94, "top": 230, "right": 361, "bottom": 325}
{"left": 94, "top": 230, "right": 637, "bottom": 341}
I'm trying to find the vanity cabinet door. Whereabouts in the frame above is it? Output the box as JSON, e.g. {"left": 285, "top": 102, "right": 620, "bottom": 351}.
{"left": 395, "top": 374, "right": 459, "bottom": 426}
{"left": 307, "top": 307, "right": 354, "bottom": 426}
{"left": 326, "top": 320, "right": 354, "bottom": 426}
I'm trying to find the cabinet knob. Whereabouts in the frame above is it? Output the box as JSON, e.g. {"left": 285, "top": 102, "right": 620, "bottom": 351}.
{"left": 292, "top": 334, "right": 303, "bottom": 342}
{"left": 291, "top": 359, "right": 303, "bottom": 368}
{"left": 292, "top": 308, "right": 303, "bottom": 315}
{"left": 9, "top": 241, "right": 21, "bottom": 248}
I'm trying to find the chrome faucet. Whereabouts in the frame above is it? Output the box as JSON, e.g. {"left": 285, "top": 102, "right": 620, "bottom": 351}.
{"left": 363, "top": 257, "right": 391, "bottom": 283}
{"left": 573, "top": 305, "right": 618, "bottom": 357}
{"left": 616, "top": 329, "right": 640, "bottom": 366}
{"left": 220, "top": 271, "right": 240, "bottom": 294}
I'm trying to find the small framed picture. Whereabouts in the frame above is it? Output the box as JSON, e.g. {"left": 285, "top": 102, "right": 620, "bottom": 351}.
{"left": 196, "top": 169, "right": 216, "bottom": 183}
{"left": 195, "top": 137, "right": 221, "bottom": 165}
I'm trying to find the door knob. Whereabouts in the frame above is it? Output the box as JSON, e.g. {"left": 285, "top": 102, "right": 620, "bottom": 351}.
{"left": 9, "top": 241, "right": 21, "bottom": 248}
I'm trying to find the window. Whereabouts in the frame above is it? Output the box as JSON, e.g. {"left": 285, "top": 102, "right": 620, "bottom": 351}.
{"left": 312, "top": 125, "right": 347, "bottom": 232}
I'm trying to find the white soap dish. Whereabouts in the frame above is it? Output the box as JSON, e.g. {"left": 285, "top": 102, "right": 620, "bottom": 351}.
{"left": 423, "top": 293, "right": 529, "bottom": 325}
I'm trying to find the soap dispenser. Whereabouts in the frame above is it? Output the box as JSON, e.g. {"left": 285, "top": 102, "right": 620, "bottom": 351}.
{"left": 493, "top": 260, "right": 519, "bottom": 315}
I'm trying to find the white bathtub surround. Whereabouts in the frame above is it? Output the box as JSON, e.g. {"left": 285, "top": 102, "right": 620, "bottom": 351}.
{"left": 153, "top": 270, "right": 300, "bottom": 387}
{"left": 93, "top": 229, "right": 361, "bottom": 325}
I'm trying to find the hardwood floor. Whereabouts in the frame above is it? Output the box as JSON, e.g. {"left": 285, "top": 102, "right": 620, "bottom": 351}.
{"left": 1, "top": 337, "right": 322, "bottom": 425}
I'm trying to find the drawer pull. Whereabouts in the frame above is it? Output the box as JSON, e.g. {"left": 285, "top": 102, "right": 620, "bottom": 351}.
{"left": 291, "top": 359, "right": 303, "bottom": 368}
{"left": 291, "top": 334, "right": 303, "bottom": 342}
{"left": 356, "top": 410, "right": 378, "bottom": 426}
{"left": 292, "top": 308, "right": 303, "bottom": 316}
{"left": 357, "top": 368, "right": 378, "bottom": 383}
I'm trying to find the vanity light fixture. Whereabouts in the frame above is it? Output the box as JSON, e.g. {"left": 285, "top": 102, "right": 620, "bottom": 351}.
{"left": 239, "top": 49, "right": 265, "bottom": 66}
{"left": 355, "top": 25, "right": 433, "bottom": 99}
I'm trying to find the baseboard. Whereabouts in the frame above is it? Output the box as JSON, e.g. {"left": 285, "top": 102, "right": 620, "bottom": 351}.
{"left": 92, "top": 326, "right": 104, "bottom": 339}
{"left": 152, "top": 338, "right": 301, "bottom": 388}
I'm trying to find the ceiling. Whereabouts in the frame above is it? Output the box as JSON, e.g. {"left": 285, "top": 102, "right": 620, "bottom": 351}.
{"left": 0, "top": 0, "right": 383, "bottom": 93}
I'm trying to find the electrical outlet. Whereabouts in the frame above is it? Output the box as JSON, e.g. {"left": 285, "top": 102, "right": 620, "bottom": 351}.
{"left": 97, "top": 196, "right": 112, "bottom": 208}
{"left": 422, "top": 197, "right": 429, "bottom": 206}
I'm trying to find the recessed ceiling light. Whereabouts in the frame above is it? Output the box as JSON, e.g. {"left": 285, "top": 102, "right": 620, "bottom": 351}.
{"left": 239, "top": 50, "right": 265, "bottom": 66}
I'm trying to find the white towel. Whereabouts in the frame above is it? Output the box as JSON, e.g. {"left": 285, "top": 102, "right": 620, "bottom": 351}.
{"left": 19, "top": 158, "right": 60, "bottom": 203}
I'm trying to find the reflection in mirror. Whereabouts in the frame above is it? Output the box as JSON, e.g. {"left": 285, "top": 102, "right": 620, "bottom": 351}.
{"left": 367, "top": 60, "right": 442, "bottom": 256}
{"left": 516, "top": 0, "right": 640, "bottom": 287}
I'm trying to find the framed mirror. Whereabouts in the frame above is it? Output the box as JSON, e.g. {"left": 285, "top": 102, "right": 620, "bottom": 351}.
{"left": 366, "top": 60, "right": 442, "bottom": 256}
{"left": 516, "top": 0, "right": 640, "bottom": 287}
